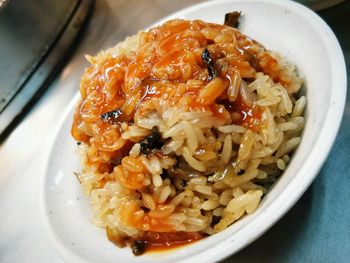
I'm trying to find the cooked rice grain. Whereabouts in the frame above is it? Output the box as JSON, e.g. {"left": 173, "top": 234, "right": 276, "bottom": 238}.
{"left": 71, "top": 18, "right": 306, "bottom": 253}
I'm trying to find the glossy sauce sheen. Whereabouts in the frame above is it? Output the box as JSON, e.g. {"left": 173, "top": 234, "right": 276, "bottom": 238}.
{"left": 232, "top": 93, "right": 262, "bottom": 132}
{"left": 72, "top": 19, "right": 289, "bottom": 250}
{"left": 139, "top": 231, "right": 204, "bottom": 252}
{"left": 71, "top": 19, "right": 279, "bottom": 144}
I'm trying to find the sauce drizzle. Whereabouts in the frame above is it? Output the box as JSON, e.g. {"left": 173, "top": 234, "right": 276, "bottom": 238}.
{"left": 137, "top": 231, "right": 204, "bottom": 253}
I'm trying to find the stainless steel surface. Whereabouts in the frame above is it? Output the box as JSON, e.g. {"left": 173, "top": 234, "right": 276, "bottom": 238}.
{"left": 0, "top": 0, "right": 77, "bottom": 111}
{"left": 0, "top": 0, "right": 349, "bottom": 262}
{"left": 0, "top": 0, "right": 93, "bottom": 136}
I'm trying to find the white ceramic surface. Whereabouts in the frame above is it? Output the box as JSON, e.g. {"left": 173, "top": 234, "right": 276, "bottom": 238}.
{"left": 40, "top": 0, "right": 347, "bottom": 262}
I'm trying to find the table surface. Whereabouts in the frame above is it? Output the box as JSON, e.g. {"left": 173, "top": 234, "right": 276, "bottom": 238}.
{"left": 0, "top": 1, "right": 349, "bottom": 262}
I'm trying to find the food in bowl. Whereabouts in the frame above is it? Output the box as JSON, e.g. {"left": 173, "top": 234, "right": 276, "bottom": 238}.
{"left": 71, "top": 13, "right": 306, "bottom": 255}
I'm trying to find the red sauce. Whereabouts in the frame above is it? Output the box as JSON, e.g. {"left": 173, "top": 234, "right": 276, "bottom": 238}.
{"left": 229, "top": 94, "right": 262, "bottom": 132}
{"left": 139, "top": 231, "right": 204, "bottom": 253}
{"left": 135, "top": 214, "right": 176, "bottom": 232}
{"left": 70, "top": 18, "right": 297, "bottom": 255}
{"left": 72, "top": 19, "right": 271, "bottom": 146}
{"left": 257, "top": 52, "right": 291, "bottom": 88}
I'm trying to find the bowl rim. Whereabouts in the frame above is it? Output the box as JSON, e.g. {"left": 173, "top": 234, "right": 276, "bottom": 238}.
{"left": 167, "top": 1, "right": 347, "bottom": 262}
{"left": 39, "top": 0, "right": 347, "bottom": 262}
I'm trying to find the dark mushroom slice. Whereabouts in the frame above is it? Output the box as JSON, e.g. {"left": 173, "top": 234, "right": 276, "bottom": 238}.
{"left": 224, "top": 11, "right": 241, "bottom": 28}
{"left": 202, "top": 47, "right": 218, "bottom": 81}
{"left": 210, "top": 215, "right": 222, "bottom": 227}
{"left": 139, "top": 127, "right": 164, "bottom": 155}
{"left": 131, "top": 240, "right": 148, "bottom": 256}
{"left": 236, "top": 169, "right": 245, "bottom": 176}
{"left": 101, "top": 108, "right": 123, "bottom": 124}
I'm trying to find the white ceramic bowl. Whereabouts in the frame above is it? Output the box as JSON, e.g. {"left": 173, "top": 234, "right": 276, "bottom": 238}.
{"left": 40, "top": 0, "right": 347, "bottom": 262}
